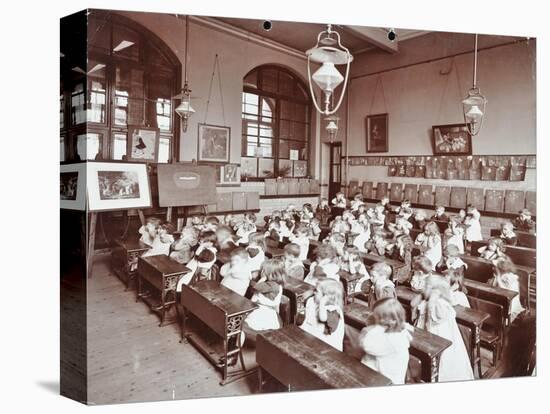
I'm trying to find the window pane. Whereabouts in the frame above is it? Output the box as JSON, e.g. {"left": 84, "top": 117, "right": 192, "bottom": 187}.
{"left": 60, "top": 137, "right": 65, "bottom": 162}
{"left": 76, "top": 133, "right": 101, "bottom": 160}
{"left": 279, "top": 71, "right": 295, "bottom": 97}
{"left": 148, "top": 74, "right": 173, "bottom": 131}
{"left": 292, "top": 122, "right": 307, "bottom": 141}
{"left": 261, "top": 69, "right": 278, "bottom": 93}
{"left": 88, "top": 60, "right": 107, "bottom": 123}
{"left": 279, "top": 139, "right": 290, "bottom": 159}
{"left": 242, "top": 92, "right": 259, "bottom": 115}
{"left": 261, "top": 97, "right": 275, "bottom": 121}
{"left": 280, "top": 100, "right": 293, "bottom": 120}
{"left": 294, "top": 103, "right": 308, "bottom": 123}
{"left": 115, "top": 65, "right": 145, "bottom": 126}
{"left": 158, "top": 137, "right": 170, "bottom": 163}
{"left": 71, "top": 82, "right": 86, "bottom": 125}
{"left": 259, "top": 124, "right": 273, "bottom": 138}
{"left": 112, "top": 133, "right": 127, "bottom": 160}
{"left": 60, "top": 92, "right": 65, "bottom": 129}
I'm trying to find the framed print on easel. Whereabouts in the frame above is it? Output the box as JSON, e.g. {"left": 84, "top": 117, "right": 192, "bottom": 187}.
{"left": 126, "top": 126, "right": 160, "bottom": 163}
{"left": 60, "top": 163, "right": 87, "bottom": 210}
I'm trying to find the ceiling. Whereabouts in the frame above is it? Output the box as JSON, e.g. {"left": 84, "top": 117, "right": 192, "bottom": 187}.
{"left": 212, "top": 16, "right": 429, "bottom": 55}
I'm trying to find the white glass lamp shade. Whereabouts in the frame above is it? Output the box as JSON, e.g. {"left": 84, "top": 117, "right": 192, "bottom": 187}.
{"left": 326, "top": 120, "right": 338, "bottom": 141}
{"left": 175, "top": 100, "right": 195, "bottom": 118}
{"left": 312, "top": 62, "right": 344, "bottom": 93}
{"left": 462, "top": 88, "right": 487, "bottom": 135}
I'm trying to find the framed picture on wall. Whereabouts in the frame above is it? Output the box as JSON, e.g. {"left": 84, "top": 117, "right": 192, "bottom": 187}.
{"left": 220, "top": 164, "right": 241, "bottom": 186}
{"left": 127, "top": 126, "right": 160, "bottom": 163}
{"left": 365, "top": 113, "right": 389, "bottom": 153}
{"left": 431, "top": 123, "right": 472, "bottom": 155}
{"left": 197, "top": 123, "right": 231, "bottom": 163}
{"left": 87, "top": 162, "right": 152, "bottom": 212}
{"left": 60, "top": 163, "right": 87, "bottom": 210}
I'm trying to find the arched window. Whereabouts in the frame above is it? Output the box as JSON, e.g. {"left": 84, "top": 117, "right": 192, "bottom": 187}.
{"left": 241, "top": 65, "right": 311, "bottom": 179}
{"left": 60, "top": 11, "right": 181, "bottom": 163}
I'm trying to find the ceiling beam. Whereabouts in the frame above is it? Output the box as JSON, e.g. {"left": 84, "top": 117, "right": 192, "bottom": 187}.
{"left": 343, "top": 26, "right": 399, "bottom": 53}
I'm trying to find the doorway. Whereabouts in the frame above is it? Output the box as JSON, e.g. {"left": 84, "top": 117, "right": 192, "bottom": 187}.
{"left": 328, "top": 142, "right": 342, "bottom": 202}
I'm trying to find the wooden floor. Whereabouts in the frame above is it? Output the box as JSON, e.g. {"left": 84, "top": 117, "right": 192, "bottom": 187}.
{"left": 86, "top": 252, "right": 535, "bottom": 404}
{"left": 87, "top": 253, "right": 260, "bottom": 405}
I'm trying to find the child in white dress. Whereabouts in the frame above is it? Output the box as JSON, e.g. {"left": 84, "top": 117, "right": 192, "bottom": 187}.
{"left": 499, "top": 221, "right": 518, "bottom": 246}
{"left": 444, "top": 269, "right": 470, "bottom": 308}
{"left": 300, "top": 278, "right": 345, "bottom": 351}
{"left": 283, "top": 243, "right": 305, "bottom": 280}
{"left": 464, "top": 206, "right": 483, "bottom": 243}
{"left": 235, "top": 212, "right": 257, "bottom": 244}
{"left": 331, "top": 192, "right": 347, "bottom": 209}
{"left": 138, "top": 216, "right": 162, "bottom": 247}
{"left": 367, "top": 262, "right": 396, "bottom": 307}
{"left": 415, "top": 275, "right": 474, "bottom": 382}
{"left": 170, "top": 226, "right": 199, "bottom": 264}
{"left": 489, "top": 257, "right": 525, "bottom": 323}
{"left": 142, "top": 222, "right": 175, "bottom": 258}
{"left": 478, "top": 237, "right": 507, "bottom": 261}
{"left": 341, "top": 246, "right": 370, "bottom": 293}
{"left": 242, "top": 258, "right": 285, "bottom": 344}
{"left": 304, "top": 244, "right": 340, "bottom": 285}
{"left": 219, "top": 248, "right": 252, "bottom": 296}
{"left": 309, "top": 218, "right": 322, "bottom": 241}
{"left": 289, "top": 223, "right": 310, "bottom": 262}
{"left": 352, "top": 214, "right": 371, "bottom": 253}
{"left": 360, "top": 298, "right": 412, "bottom": 385}
{"left": 414, "top": 221, "right": 442, "bottom": 271}
{"left": 444, "top": 215, "right": 466, "bottom": 254}
{"left": 176, "top": 248, "right": 217, "bottom": 292}
{"left": 350, "top": 193, "right": 365, "bottom": 212}
{"left": 245, "top": 232, "right": 266, "bottom": 278}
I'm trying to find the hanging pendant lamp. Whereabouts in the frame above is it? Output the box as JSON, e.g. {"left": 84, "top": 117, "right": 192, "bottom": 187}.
{"left": 175, "top": 15, "right": 195, "bottom": 132}
{"left": 462, "top": 34, "right": 487, "bottom": 136}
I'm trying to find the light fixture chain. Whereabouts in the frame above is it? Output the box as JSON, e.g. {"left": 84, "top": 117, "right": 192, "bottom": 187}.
{"left": 203, "top": 54, "right": 227, "bottom": 126}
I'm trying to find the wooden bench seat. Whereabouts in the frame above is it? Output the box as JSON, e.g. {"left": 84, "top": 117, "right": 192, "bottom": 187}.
{"left": 470, "top": 240, "right": 535, "bottom": 268}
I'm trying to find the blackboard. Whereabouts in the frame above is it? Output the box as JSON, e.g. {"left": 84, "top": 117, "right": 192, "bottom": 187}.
{"left": 157, "top": 164, "right": 217, "bottom": 207}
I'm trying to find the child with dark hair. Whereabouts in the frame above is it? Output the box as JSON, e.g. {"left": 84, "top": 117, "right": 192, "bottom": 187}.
{"left": 500, "top": 221, "right": 518, "bottom": 246}
{"left": 514, "top": 208, "right": 535, "bottom": 232}
{"left": 283, "top": 243, "right": 305, "bottom": 280}
{"left": 489, "top": 257, "right": 524, "bottom": 322}
{"left": 176, "top": 248, "right": 217, "bottom": 291}
{"left": 315, "top": 198, "right": 331, "bottom": 226}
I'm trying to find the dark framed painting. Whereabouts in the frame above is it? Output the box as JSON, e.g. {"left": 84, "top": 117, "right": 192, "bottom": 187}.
{"left": 197, "top": 123, "right": 231, "bottom": 163}
{"left": 127, "top": 126, "right": 160, "bottom": 163}
{"left": 365, "top": 113, "right": 389, "bottom": 153}
{"left": 432, "top": 123, "right": 472, "bottom": 156}
{"left": 60, "top": 162, "right": 86, "bottom": 210}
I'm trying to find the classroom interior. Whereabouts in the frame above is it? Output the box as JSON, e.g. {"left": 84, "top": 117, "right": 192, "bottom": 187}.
{"left": 60, "top": 9, "right": 537, "bottom": 405}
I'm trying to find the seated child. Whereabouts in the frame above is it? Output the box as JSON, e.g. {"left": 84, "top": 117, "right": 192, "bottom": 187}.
{"left": 499, "top": 221, "right": 518, "bottom": 246}
{"left": 464, "top": 205, "right": 483, "bottom": 243}
{"left": 308, "top": 218, "right": 322, "bottom": 241}
{"left": 436, "top": 244, "right": 468, "bottom": 277}
{"left": 216, "top": 225, "right": 239, "bottom": 263}
{"left": 315, "top": 198, "right": 332, "bottom": 226}
{"left": 352, "top": 214, "right": 371, "bottom": 253}
{"left": 444, "top": 269, "right": 470, "bottom": 308}
{"left": 477, "top": 237, "right": 507, "bottom": 261}
{"left": 368, "top": 204, "right": 386, "bottom": 233}
{"left": 138, "top": 216, "right": 162, "bottom": 247}
{"left": 170, "top": 225, "right": 199, "bottom": 264}
{"left": 444, "top": 215, "right": 466, "bottom": 254}
{"left": 330, "top": 215, "right": 350, "bottom": 234}
{"left": 514, "top": 208, "right": 535, "bottom": 232}
{"left": 414, "top": 221, "right": 442, "bottom": 270}
{"left": 327, "top": 232, "right": 346, "bottom": 261}
{"left": 350, "top": 193, "right": 365, "bottom": 212}
{"left": 410, "top": 255, "right": 433, "bottom": 294}
{"left": 289, "top": 223, "right": 310, "bottom": 262}
{"left": 279, "top": 215, "right": 295, "bottom": 240}
{"left": 300, "top": 203, "right": 315, "bottom": 223}
{"left": 386, "top": 233, "right": 413, "bottom": 282}
{"left": 341, "top": 246, "right": 371, "bottom": 293}
{"left": 432, "top": 205, "right": 449, "bottom": 222}
{"left": 194, "top": 230, "right": 218, "bottom": 257}
{"left": 380, "top": 196, "right": 394, "bottom": 214}
{"left": 189, "top": 214, "right": 205, "bottom": 232}
{"left": 412, "top": 210, "right": 428, "bottom": 231}
{"left": 265, "top": 219, "right": 283, "bottom": 245}
{"left": 359, "top": 298, "right": 412, "bottom": 385}
{"left": 397, "top": 199, "right": 414, "bottom": 221}
{"left": 143, "top": 222, "right": 175, "bottom": 258}
{"left": 176, "top": 248, "right": 217, "bottom": 291}
{"left": 304, "top": 244, "right": 340, "bottom": 285}
{"left": 223, "top": 213, "right": 237, "bottom": 229}
{"left": 458, "top": 209, "right": 467, "bottom": 222}
{"left": 367, "top": 262, "right": 396, "bottom": 307}
{"left": 241, "top": 258, "right": 285, "bottom": 344}
{"left": 414, "top": 275, "right": 474, "bottom": 382}
{"left": 235, "top": 212, "right": 257, "bottom": 244}
{"left": 300, "top": 278, "right": 345, "bottom": 351}
{"left": 283, "top": 243, "right": 305, "bottom": 280}
{"left": 331, "top": 191, "right": 347, "bottom": 209}
{"left": 219, "top": 248, "right": 252, "bottom": 296}
{"left": 202, "top": 216, "right": 220, "bottom": 233}
{"left": 246, "top": 232, "right": 266, "bottom": 277}
{"left": 389, "top": 216, "right": 413, "bottom": 238}
{"left": 365, "top": 230, "right": 389, "bottom": 256}
{"left": 488, "top": 257, "right": 525, "bottom": 322}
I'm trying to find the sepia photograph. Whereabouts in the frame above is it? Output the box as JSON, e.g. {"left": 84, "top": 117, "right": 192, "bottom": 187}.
{"left": 59, "top": 162, "right": 86, "bottom": 210}
{"left": 58, "top": 6, "right": 538, "bottom": 408}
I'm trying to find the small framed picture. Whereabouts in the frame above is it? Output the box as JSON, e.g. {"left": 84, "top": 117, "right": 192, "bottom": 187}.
{"left": 87, "top": 162, "right": 152, "bottom": 212}
{"left": 365, "top": 113, "right": 389, "bottom": 153}
{"left": 127, "top": 126, "right": 160, "bottom": 163}
{"left": 431, "top": 123, "right": 472, "bottom": 155}
{"left": 293, "top": 160, "right": 308, "bottom": 177}
{"left": 60, "top": 163, "right": 87, "bottom": 210}
{"left": 240, "top": 157, "right": 258, "bottom": 178}
{"left": 197, "top": 123, "right": 231, "bottom": 163}
{"left": 220, "top": 164, "right": 241, "bottom": 186}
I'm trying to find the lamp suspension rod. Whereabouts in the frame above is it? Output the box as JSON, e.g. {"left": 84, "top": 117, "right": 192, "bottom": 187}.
{"left": 473, "top": 33, "right": 478, "bottom": 88}
{"left": 184, "top": 15, "right": 190, "bottom": 84}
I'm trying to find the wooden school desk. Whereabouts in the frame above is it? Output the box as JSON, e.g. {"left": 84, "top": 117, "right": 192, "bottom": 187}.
{"left": 265, "top": 245, "right": 285, "bottom": 258}
{"left": 256, "top": 325, "right": 391, "bottom": 391}
{"left": 361, "top": 253, "right": 409, "bottom": 283}
{"left": 469, "top": 240, "right": 536, "bottom": 269}
{"left": 282, "top": 276, "right": 314, "bottom": 324}
{"left": 343, "top": 302, "right": 452, "bottom": 383}
{"left": 463, "top": 279, "right": 517, "bottom": 325}
{"left": 489, "top": 229, "right": 536, "bottom": 248}
{"left": 339, "top": 271, "right": 364, "bottom": 303}
{"left": 111, "top": 238, "right": 150, "bottom": 290}
{"left": 137, "top": 255, "right": 190, "bottom": 326}
{"left": 180, "top": 280, "right": 257, "bottom": 385}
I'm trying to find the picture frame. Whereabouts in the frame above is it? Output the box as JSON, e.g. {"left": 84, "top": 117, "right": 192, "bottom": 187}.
{"left": 241, "top": 157, "right": 258, "bottom": 178}
{"left": 126, "top": 125, "right": 160, "bottom": 163}
{"left": 431, "top": 123, "right": 473, "bottom": 156}
{"left": 293, "top": 160, "right": 308, "bottom": 177}
{"left": 197, "top": 123, "right": 231, "bottom": 163}
{"left": 157, "top": 163, "right": 217, "bottom": 207}
{"left": 87, "top": 161, "right": 152, "bottom": 212}
{"left": 365, "top": 113, "right": 389, "bottom": 153}
{"left": 60, "top": 162, "right": 87, "bottom": 211}
{"left": 220, "top": 164, "right": 241, "bottom": 186}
